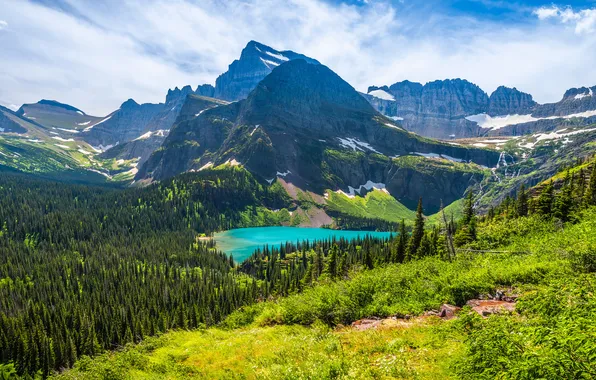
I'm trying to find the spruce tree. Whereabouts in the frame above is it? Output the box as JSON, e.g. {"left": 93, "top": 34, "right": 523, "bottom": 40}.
{"left": 586, "top": 163, "right": 596, "bottom": 206}
{"left": 554, "top": 183, "right": 573, "bottom": 222}
{"left": 407, "top": 198, "right": 425, "bottom": 260}
{"left": 536, "top": 181, "right": 554, "bottom": 217}
{"left": 395, "top": 220, "right": 407, "bottom": 263}
{"left": 516, "top": 184, "right": 528, "bottom": 218}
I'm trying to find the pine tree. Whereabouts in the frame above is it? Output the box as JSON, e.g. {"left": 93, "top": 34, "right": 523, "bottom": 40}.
{"left": 554, "top": 183, "right": 573, "bottom": 222}
{"left": 516, "top": 184, "right": 529, "bottom": 217}
{"left": 326, "top": 244, "right": 338, "bottom": 279}
{"left": 536, "top": 181, "right": 554, "bottom": 217}
{"left": 395, "top": 220, "right": 407, "bottom": 263}
{"left": 407, "top": 198, "right": 425, "bottom": 260}
{"left": 586, "top": 163, "right": 596, "bottom": 206}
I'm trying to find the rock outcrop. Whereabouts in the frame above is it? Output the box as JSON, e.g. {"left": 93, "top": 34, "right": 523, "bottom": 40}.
{"left": 488, "top": 86, "right": 536, "bottom": 116}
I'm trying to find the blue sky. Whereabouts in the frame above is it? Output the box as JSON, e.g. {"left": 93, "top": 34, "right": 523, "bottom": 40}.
{"left": 1, "top": 0, "right": 596, "bottom": 115}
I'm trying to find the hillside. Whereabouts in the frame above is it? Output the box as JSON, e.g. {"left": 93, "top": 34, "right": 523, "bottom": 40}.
{"left": 52, "top": 203, "right": 596, "bottom": 379}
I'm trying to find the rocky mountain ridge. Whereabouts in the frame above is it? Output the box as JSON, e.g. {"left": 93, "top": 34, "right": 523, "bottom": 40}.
{"left": 365, "top": 80, "right": 596, "bottom": 139}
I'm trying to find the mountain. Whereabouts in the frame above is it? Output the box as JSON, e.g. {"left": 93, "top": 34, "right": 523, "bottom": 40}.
{"left": 0, "top": 105, "right": 28, "bottom": 134}
{"left": 213, "top": 40, "right": 320, "bottom": 101}
{"left": 365, "top": 79, "right": 489, "bottom": 139}
{"left": 366, "top": 81, "right": 596, "bottom": 139}
{"left": 99, "top": 94, "right": 229, "bottom": 166}
{"left": 139, "top": 60, "right": 499, "bottom": 213}
{"left": 16, "top": 100, "right": 103, "bottom": 131}
{"left": 81, "top": 85, "right": 197, "bottom": 149}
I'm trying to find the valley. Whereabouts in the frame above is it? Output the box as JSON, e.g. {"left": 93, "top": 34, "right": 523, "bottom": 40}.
{"left": 1, "top": 8, "right": 596, "bottom": 378}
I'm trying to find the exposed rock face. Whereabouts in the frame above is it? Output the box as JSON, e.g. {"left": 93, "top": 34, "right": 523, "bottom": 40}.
{"left": 364, "top": 79, "right": 490, "bottom": 139}
{"left": 488, "top": 86, "right": 536, "bottom": 116}
{"left": 366, "top": 80, "right": 596, "bottom": 139}
{"left": 195, "top": 84, "right": 215, "bottom": 98}
{"left": 139, "top": 60, "right": 499, "bottom": 212}
{"left": 82, "top": 86, "right": 196, "bottom": 148}
{"left": 81, "top": 99, "right": 163, "bottom": 148}
{"left": 100, "top": 94, "right": 228, "bottom": 165}
{"left": 0, "top": 106, "right": 27, "bottom": 134}
{"left": 532, "top": 86, "right": 596, "bottom": 117}
{"left": 214, "top": 40, "right": 320, "bottom": 101}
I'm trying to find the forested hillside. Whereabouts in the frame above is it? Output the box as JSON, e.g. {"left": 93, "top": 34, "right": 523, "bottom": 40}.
{"left": 2, "top": 155, "right": 595, "bottom": 378}
{"left": 48, "top": 156, "right": 596, "bottom": 379}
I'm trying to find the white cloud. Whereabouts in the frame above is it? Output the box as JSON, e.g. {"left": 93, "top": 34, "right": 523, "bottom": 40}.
{"left": 534, "top": 6, "right": 596, "bottom": 34}
{"left": 0, "top": 20, "right": 7, "bottom": 30}
{"left": 0, "top": 1, "right": 595, "bottom": 116}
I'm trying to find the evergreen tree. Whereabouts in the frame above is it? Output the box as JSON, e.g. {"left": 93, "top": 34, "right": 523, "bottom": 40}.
{"left": 407, "top": 198, "right": 425, "bottom": 260}
{"left": 395, "top": 220, "right": 407, "bottom": 263}
{"left": 536, "top": 181, "right": 554, "bottom": 217}
{"left": 516, "top": 184, "right": 529, "bottom": 217}
{"left": 554, "top": 183, "right": 573, "bottom": 222}
{"left": 326, "top": 244, "right": 338, "bottom": 279}
{"left": 586, "top": 163, "right": 596, "bottom": 206}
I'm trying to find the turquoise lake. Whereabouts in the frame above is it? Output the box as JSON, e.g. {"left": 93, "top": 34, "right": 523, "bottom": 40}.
{"left": 214, "top": 226, "right": 393, "bottom": 262}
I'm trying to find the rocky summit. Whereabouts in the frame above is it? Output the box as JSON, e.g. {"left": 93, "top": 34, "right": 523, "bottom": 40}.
{"left": 213, "top": 40, "right": 320, "bottom": 101}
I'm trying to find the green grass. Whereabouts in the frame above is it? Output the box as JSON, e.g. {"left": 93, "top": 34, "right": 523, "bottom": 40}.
{"left": 325, "top": 189, "right": 416, "bottom": 223}
{"left": 54, "top": 319, "right": 463, "bottom": 380}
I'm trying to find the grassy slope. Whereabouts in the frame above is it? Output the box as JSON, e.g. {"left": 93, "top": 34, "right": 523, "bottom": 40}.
{"left": 53, "top": 206, "right": 596, "bottom": 379}
{"left": 326, "top": 189, "right": 463, "bottom": 225}
{"left": 325, "top": 189, "right": 416, "bottom": 222}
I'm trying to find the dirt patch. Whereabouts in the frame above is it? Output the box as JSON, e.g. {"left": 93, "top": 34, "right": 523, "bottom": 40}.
{"left": 466, "top": 299, "right": 516, "bottom": 316}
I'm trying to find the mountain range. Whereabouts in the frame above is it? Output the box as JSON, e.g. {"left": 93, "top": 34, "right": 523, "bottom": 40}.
{"left": 2, "top": 40, "right": 596, "bottom": 216}
{"left": 365, "top": 81, "right": 596, "bottom": 139}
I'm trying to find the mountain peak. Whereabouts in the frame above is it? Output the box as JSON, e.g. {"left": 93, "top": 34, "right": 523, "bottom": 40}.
{"left": 214, "top": 40, "right": 320, "bottom": 101}
{"left": 239, "top": 59, "right": 375, "bottom": 128}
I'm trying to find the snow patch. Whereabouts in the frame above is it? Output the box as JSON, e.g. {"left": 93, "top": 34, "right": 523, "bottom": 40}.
{"left": 260, "top": 58, "right": 279, "bottom": 68}
{"left": 574, "top": 88, "right": 593, "bottom": 100}
{"left": 265, "top": 51, "right": 289, "bottom": 62}
{"left": 266, "top": 178, "right": 274, "bottom": 184}
{"left": 472, "top": 143, "right": 488, "bottom": 148}
{"left": 391, "top": 116, "right": 404, "bottom": 121}
{"left": 77, "top": 121, "right": 91, "bottom": 126}
{"left": 250, "top": 125, "right": 259, "bottom": 136}
{"left": 76, "top": 111, "right": 84, "bottom": 115}
{"left": 383, "top": 123, "right": 402, "bottom": 130}
{"left": 84, "top": 115, "right": 112, "bottom": 132}
{"left": 58, "top": 128, "right": 79, "bottom": 133}
{"left": 87, "top": 169, "right": 112, "bottom": 179}
{"left": 467, "top": 110, "right": 596, "bottom": 130}
{"left": 52, "top": 136, "right": 74, "bottom": 142}
{"left": 133, "top": 129, "right": 168, "bottom": 141}
{"left": 338, "top": 180, "right": 387, "bottom": 197}
{"left": 413, "top": 152, "right": 464, "bottom": 163}
{"left": 77, "top": 149, "right": 92, "bottom": 155}
{"left": 276, "top": 170, "right": 291, "bottom": 177}
{"left": 369, "top": 89, "right": 395, "bottom": 101}
{"left": 27, "top": 139, "right": 42, "bottom": 143}
{"left": 54, "top": 144, "right": 70, "bottom": 149}
{"left": 338, "top": 137, "right": 381, "bottom": 154}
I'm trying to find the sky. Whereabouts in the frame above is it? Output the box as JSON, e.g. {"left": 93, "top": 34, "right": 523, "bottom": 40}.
{"left": 1, "top": 0, "right": 596, "bottom": 115}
